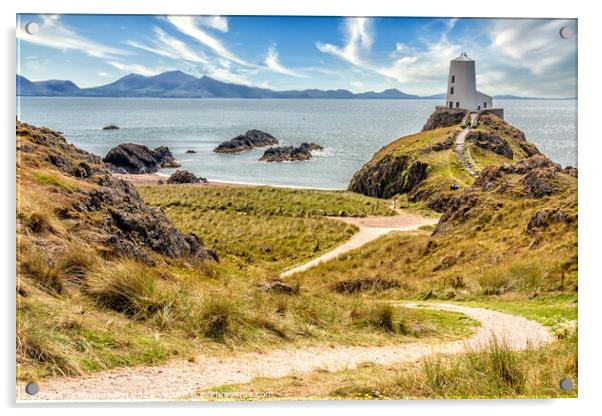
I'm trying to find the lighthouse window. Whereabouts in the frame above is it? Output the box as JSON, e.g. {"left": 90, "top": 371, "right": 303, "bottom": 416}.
{"left": 449, "top": 102, "right": 453, "bottom": 108}
{"left": 450, "top": 87, "right": 454, "bottom": 95}
{"left": 455, "top": 102, "right": 459, "bottom": 108}
{"left": 484, "top": 102, "right": 487, "bottom": 108}
{"left": 451, "top": 75, "right": 455, "bottom": 83}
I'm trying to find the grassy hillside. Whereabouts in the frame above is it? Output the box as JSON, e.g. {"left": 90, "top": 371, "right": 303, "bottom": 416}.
{"left": 16, "top": 121, "right": 471, "bottom": 382}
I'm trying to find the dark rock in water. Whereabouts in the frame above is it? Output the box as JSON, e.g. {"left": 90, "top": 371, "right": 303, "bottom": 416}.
{"left": 299, "top": 142, "right": 324, "bottom": 152}
{"left": 103, "top": 143, "right": 180, "bottom": 174}
{"left": 258, "top": 281, "right": 299, "bottom": 295}
{"left": 422, "top": 107, "right": 467, "bottom": 131}
{"left": 102, "top": 124, "right": 119, "bottom": 130}
{"left": 259, "top": 142, "right": 323, "bottom": 162}
{"left": 153, "top": 145, "right": 181, "bottom": 168}
{"left": 214, "top": 129, "right": 278, "bottom": 154}
{"left": 167, "top": 169, "right": 207, "bottom": 184}
{"left": 185, "top": 149, "right": 197, "bottom": 154}
{"left": 466, "top": 131, "right": 514, "bottom": 159}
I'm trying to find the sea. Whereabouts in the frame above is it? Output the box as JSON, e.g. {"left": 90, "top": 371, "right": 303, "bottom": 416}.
{"left": 17, "top": 97, "right": 577, "bottom": 189}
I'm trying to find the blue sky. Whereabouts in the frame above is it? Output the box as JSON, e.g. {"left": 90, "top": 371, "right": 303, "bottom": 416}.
{"left": 17, "top": 15, "right": 577, "bottom": 97}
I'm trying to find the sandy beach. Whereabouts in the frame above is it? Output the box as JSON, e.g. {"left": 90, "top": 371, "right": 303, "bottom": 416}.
{"left": 114, "top": 173, "right": 345, "bottom": 190}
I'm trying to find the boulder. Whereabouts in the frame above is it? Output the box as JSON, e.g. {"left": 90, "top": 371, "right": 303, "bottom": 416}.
{"left": 258, "top": 281, "right": 299, "bottom": 295}
{"left": 214, "top": 129, "right": 279, "bottom": 154}
{"left": 185, "top": 149, "right": 197, "bottom": 154}
{"left": 167, "top": 169, "right": 207, "bottom": 184}
{"left": 102, "top": 143, "right": 180, "bottom": 174}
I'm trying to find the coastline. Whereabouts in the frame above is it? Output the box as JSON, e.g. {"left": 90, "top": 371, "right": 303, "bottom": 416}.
{"left": 114, "top": 173, "right": 347, "bottom": 191}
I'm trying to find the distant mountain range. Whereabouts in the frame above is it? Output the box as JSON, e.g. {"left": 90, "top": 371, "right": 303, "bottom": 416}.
{"left": 16, "top": 71, "right": 571, "bottom": 100}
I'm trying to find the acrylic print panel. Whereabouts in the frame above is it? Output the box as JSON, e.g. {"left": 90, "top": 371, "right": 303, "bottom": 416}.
{"left": 16, "top": 14, "right": 577, "bottom": 401}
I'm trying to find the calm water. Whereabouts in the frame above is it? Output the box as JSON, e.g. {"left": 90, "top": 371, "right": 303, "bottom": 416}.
{"left": 17, "top": 97, "right": 577, "bottom": 189}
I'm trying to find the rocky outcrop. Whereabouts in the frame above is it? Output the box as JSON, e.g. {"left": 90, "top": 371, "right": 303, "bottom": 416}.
{"left": 422, "top": 107, "right": 467, "bottom": 131}
{"left": 214, "top": 130, "right": 279, "bottom": 154}
{"left": 185, "top": 149, "right": 197, "bottom": 154}
{"left": 466, "top": 131, "right": 514, "bottom": 159}
{"left": 475, "top": 155, "right": 565, "bottom": 198}
{"left": 103, "top": 143, "right": 180, "bottom": 174}
{"left": 259, "top": 142, "right": 324, "bottom": 162}
{"left": 434, "top": 154, "right": 577, "bottom": 235}
{"left": 83, "top": 175, "right": 217, "bottom": 264}
{"left": 348, "top": 154, "right": 429, "bottom": 199}
{"left": 17, "top": 121, "right": 217, "bottom": 265}
{"left": 167, "top": 169, "right": 207, "bottom": 184}
{"left": 102, "top": 124, "right": 119, "bottom": 130}
{"left": 526, "top": 208, "right": 576, "bottom": 232}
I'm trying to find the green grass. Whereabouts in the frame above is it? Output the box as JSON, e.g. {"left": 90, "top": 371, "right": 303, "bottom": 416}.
{"left": 139, "top": 185, "right": 397, "bottom": 218}
{"left": 33, "top": 172, "right": 75, "bottom": 192}
{"left": 156, "top": 206, "right": 357, "bottom": 273}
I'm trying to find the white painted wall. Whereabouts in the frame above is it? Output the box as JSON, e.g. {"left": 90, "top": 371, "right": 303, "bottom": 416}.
{"left": 445, "top": 54, "right": 493, "bottom": 112}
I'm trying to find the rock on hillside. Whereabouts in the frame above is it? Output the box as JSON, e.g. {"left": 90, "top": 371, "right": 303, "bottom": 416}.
{"left": 17, "top": 121, "right": 216, "bottom": 265}
{"left": 422, "top": 107, "right": 467, "bottom": 131}
{"left": 434, "top": 154, "right": 577, "bottom": 235}
{"left": 214, "top": 130, "right": 279, "bottom": 154}
{"left": 103, "top": 143, "right": 180, "bottom": 174}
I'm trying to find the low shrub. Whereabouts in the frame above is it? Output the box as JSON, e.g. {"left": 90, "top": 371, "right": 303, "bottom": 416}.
{"left": 330, "top": 276, "right": 401, "bottom": 294}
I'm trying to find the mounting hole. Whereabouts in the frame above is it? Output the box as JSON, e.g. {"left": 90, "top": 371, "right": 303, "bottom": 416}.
{"left": 25, "top": 382, "right": 39, "bottom": 395}
{"left": 25, "top": 22, "right": 39, "bottom": 35}
{"left": 559, "top": 26, "right": 572, "bottom": 39}
{"left": 559, "top": 378, "right": 573, "bottom": 391}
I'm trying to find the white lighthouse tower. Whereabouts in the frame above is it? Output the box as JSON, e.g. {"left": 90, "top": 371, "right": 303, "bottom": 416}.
{"left": 446, "top": 52, "right": 492, "bottom": 112}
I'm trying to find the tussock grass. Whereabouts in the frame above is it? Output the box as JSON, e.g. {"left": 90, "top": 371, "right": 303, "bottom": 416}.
{"left": 204, "top": 332, "right": 577, "bottom": 399}
{"left": 330, "top": 276, "right": 402, "bottom": 294}
{"left": 20, "top": 250, "right": 65, "bottom": 294}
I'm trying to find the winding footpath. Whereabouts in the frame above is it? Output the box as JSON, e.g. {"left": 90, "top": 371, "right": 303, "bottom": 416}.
{"left": 456, "top": 113, "right": 479, "bottom": 178}
{"left": 19, "top": 303, "right": 552, "bottom": 401}
{"left": 281, "top": 209, "right": 438, "bottom": 278}
{"left": 18, "top": 207, "right": 552, "bottom": 401}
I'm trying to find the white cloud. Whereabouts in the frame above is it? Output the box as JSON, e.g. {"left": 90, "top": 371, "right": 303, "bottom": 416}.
{"left": 489, "top": 19, "right": 576, "bottom": 75}
{"left": 264, "top": 46, "right": 307, "bottom": 78}
{"left": 165, "top": 16, "right": 251, "bottom": 67}
{"left": 315, "top": 17, "right": 373, "bottom": 67}
{"left": 106, "top": 61, "right": 164, "bottom": 77}
{"left": 197, "top": 16, "right": 229, "bottom": 32}
{"left": 127, "top": 27, "right": 208, "bottom": 64}
{"left": 17, "top": 15, "right": 128, "bottom": 59}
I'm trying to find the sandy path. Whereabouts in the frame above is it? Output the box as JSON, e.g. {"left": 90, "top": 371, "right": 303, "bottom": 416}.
{"left": 280, "top": 210, "right": 439, "bottom": 278}
{"left": 18, "top": 303, "right": 552, "bottom": 401}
